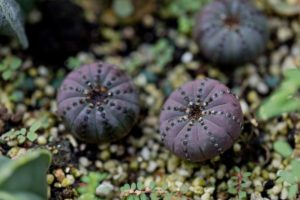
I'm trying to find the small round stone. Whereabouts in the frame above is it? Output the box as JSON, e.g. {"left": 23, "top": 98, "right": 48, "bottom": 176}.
{"left": 159, "top": 78, "right": 243, "bottom": 162}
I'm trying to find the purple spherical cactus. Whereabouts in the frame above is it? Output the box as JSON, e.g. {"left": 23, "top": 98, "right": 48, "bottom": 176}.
{"left": 56, "top": 62, "right": 140, "bottom": 143}
{"left": 194, "top": 0, "right": 268, "bottom": 66}
{"left": 159, "top": 78, "right": 243, "bottom": 162}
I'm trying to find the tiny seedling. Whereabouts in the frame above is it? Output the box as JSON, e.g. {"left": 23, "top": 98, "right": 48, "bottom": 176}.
{"left": 124, "top": 39, "right": 174, "bottom": 75}
{"left": 274, "top": 140, "right": 300, "bottom": 199}
{"left": 66, "top": 56, "right": 82, "bottom": 70}
{"left": 0, "top": 56, "right": 22, "bottom": 81}
{"left": 77, "top": 172, "right": 108, "bottom": 200}
{"left": 0, "top": 118, "right": 44, "bottom": 144}
{"left": 162, "top": 0, "right": 211, "bottom": 33}
{"left": 120, "top": 181, "right": 190, "bottom": 200}
{"left": 257, "top": 68, "right": 300, "bottom": 120}
{"left": 227, "top": 167, "right": 251, "bottom": 200}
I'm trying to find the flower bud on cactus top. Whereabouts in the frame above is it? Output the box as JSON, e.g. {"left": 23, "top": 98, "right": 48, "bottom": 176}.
{"left": 56, "top": 62, "right": 140, "bottom": 143}
{"left": 159, "top": 78, "right": 243, "bottom": 162}
{"left": 194, "top": 0, "right": 268, "bottom": 67}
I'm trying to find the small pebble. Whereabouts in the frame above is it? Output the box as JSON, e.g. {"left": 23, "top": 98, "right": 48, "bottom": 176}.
{"left": 61, "top": 175, "right": 75, "bottom": 187}
{"left": 96, "top": 181, "right": 114, "bottom": 196}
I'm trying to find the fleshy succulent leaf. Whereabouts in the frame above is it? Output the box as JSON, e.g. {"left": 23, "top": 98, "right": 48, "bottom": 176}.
{"left": 0, "top": 149, "right": 51, "bottom": 200}
{"left": 0, "top": 0, "right": 29, "bottom": 48}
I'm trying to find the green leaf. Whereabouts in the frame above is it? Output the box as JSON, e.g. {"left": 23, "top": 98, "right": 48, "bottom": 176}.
{"left": 242, "top": 172, "right": 252, "bottom": 177}
{"left": 162, "top": 182, "right": 168, "bottom": 190}
{"left": 150, "top": 192, "right": 157, "bottom": 200}
{"left": 77, "top": 193, "right": 96, "bottom": 200}
{"left": 238, "top": 191, "right": 247, "bottom": 199}
{"left": 27, "top": 131, "right": 38, "bottom": 142}
{"left": 140, "top": 194, "right": 147, "bottom": 200}
{"left": 133, "top": 196, "right": 139, "bottom": 200}
{"left": 0, "top": 191, "right": 44, "bottom": 200}
{"left": 123, "top": 183, "right": 131, "bottom": 191}
{"left": 0, "top": 64, "right": 7, "bottom": 71}
{"left": 137, "top": 182, "right": 144, "bottom": 190}
{"left": 241, "top": 183, "right": 248, "bottom": 188}
{"left": 113, "top": 0, "right": 134, "bottom": 18}
{"left": 291, "top": 159, "right": 300, "bottom": 179}
{"left": 228, "top": 179, "right": 237, "bottom": 187}
{"left": 66, "top": 57, "right": 81, "bottom": 70}
{"left": 128, "top": 195, "right": 135, "bottom": 200}
{"left": 278, "top": 170, "right": 297, "bottom": 184}
{"left": 131, "top": 183, "right": 136, "bottom": 190}
{"left": 178, "top": 16, "right": 191, "bottom": 33}
{"left": 0, "top": 150, "right": 51, "bottom": 199}
{"left": 2, "top": 70, "right": 13, "bottom": 80}
{"left": 288, "top": 184, "right": 298, "bottom": 199}
{"left": 228, "top": 186, "right": 237, "bottom": 194}
{"left": 19, "top": 128, "right": 26, "bottom": 135}
{"left": 257, "top": 69, "right": 300, "bottom": 120}
{"left": 78, "top": 172, "right": 107, "bottom": 199}
{"left": 149, "top": 181, "right": 156, "bottom": 190}
{"left": 10, "top": 57, "right": 22, "bottom": 70}
{"left": 9, "top": 90, "right": 24, "bottom": 102}
{"left": 0, "top": 0, "right": 28, "bottom": 48}
{"left": 274, "top": 140, "right": 293, "bottom": 157}
{"left": 164, "top": 192, "right": 172, "bottom": 200}
{"left": 29, "top": 121, "right": 42, "bottom": 133}
{"left": 233, "top": 167, "right": 241, "bottom": 172}
{"left": 17, "top": 135, "right": 26, "bottom": 144}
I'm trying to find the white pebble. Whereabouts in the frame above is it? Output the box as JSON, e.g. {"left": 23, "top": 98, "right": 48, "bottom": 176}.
{"left": 141, "top": 147, "right": 151, "bottom": 160}
{"left": 181, "top": 52, "right": 193, "bottom": 63}
{"left": 147, "top": 161, "right": 157, "bottom": 172}
{"left": 96, "top": 181, "right": 114, "bottom": 196}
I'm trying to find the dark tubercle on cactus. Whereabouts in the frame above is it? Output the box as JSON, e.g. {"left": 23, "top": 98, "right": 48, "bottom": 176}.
{"left": 159, "top": 78, "right": 243, "bottom": 162}
{"left": 194, "top": 0, "right": 269, "bottom": 67}
{"left": 56, "top": 62, "right": 140, "bottom": 143}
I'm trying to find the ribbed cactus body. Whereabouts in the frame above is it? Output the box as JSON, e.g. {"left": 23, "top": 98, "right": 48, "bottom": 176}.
{"left": 159, "top": 78, "right": 243, "bottom": 162}
{"left": 57, "top": 62, "right": 140, "bottom": 143}
{"left": 194, "top": 0, "right": 268, "bottom": 66}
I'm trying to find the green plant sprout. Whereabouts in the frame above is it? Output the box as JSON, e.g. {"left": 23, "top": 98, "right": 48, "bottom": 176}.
{"left": 227, "top": 167, "right": 251, "bottom": 200}
{"left": 0, "top": 56, "right": 22, "bottom": 81}
{"left": 120, "top": 181, "right": 190, "bottom": 200}
{"left": 113, "top": 0, "right": 134, "bottom": 18}
{"left": 257, "top": 68, "right": 300, "bottom": 120}
{"left": 0, "top": 149, "right": 52, "bottom": 200}
{"left": 78, "top": 172, "right": 108, "bottom": 200}
{"left": 124, "top": 39, "right": 174, "bottom": 75}
{"left": 0, "top": 117, "right": 48, "bottom": 144}
{"left": 66, "top": 56, "right": 82, "bottom": 70}
{"left": 274, "top": 140, "right": 300, "bottom": 199}
{"left": 161, "top": 0, "right": 211, "bottom": 33}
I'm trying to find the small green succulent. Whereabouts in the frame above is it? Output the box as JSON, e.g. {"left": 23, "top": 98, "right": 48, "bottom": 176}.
{"left": 257, "top": 68, "right": 300, "bottom": 120}
{"left": 161, "top": 0, "right": 211, "bottom": 33}
{"left": 0, "top": 149, "right": 52, "bottom": 200}
{"left": 77, "top": 172, "right": 108, "bottom": 200}
{"left": 274, "top": 140, "right": 300, "bottom": 199}
{"left": 0, "top": 56, "right": 22, "bottom": 81}
{"left": 120, "top": 181, "right": 189, "bottom": 200}
{"left": 227, "top": 167, "right": 251, "bottom": 200}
